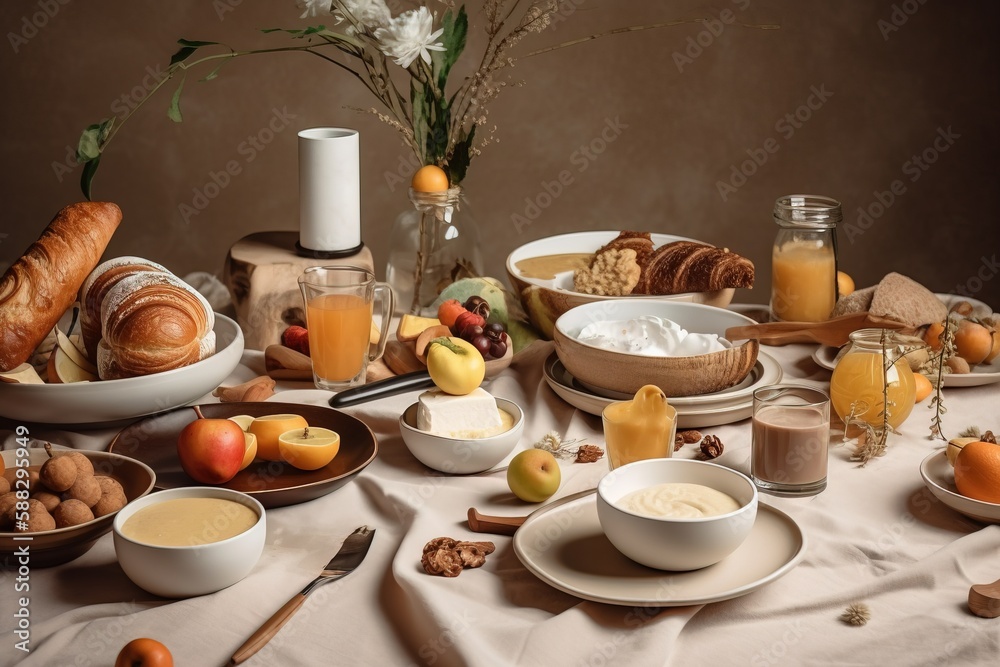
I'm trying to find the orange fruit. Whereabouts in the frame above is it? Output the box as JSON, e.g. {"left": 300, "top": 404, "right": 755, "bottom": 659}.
{"left": 836, "top": 271, "right": 855, "bottom": 297}
{"left": 913, "top": 373, "right": 933, "bottom": 402}
{"left": 411, "top": 165, "right": 449, "bottom": 192}
{"left": 986, "top": 328, "right": 1000, "bottom": 363}
{"left": 954, "top": 319, "right": 993, "bottom": 365}
{"left": 115, "top": 638, "right": 173, "bottom": 667}
{"left": 922, "top": 321, "right": 945, "bottom": 351}
{"left": 954, "top": 440, "right": 1000, "bottom": 504}
{"left": 248, "top": 414, "right": 309, "bottom": 461}
{"left": 278, "top": 427, "right": 340, "bottom": 470}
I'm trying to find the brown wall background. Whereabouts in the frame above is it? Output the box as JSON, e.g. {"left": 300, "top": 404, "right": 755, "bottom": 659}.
{"left": 2, "top": 0, "right": 998, "bottom": 312}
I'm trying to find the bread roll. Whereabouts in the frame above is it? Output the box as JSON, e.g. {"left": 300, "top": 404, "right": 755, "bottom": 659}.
{"left": 97, "top": 271, "right": 216, "bottom": 379}
{"left": 0, "top": 202, "right": 122, "bottom": 372}
{"left": 79, "top": 256, "right": 169, "bottom": 362}
{"left": 636, "top": 241, "right": 755, "bottom": 294}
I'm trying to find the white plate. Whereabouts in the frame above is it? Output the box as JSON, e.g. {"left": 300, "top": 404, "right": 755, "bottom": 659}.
{"left": 0, "top": 314, "right": 244, "bottom": 426}
{"left": 542, "top": 350, "right": 782, "bottom": 427}
{"left": 812, "top": 341, "right": 1000, "bottom": 387}
{"left": 513, "top": 493, "right": 806, "bottom": 606}
{"left": 919, "top": 450, "right": 1000, "bottom": 524}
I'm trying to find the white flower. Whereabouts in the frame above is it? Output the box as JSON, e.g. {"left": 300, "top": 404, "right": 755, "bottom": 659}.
{"left": 338, "top": 0, "right": 391, "bottom": 32}
{"left": 297, "top": 0, "right": 333, "bottom": 19}
{"left": 374, "top": 7, "right": 446, "bottom": 68}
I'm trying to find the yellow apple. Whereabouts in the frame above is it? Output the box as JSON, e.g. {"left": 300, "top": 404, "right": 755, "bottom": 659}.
{"left": 507, "top": 449, "right": 561, "bottom": 502}
{"left": 248, "top": 414, "right": 308, "bottom": 461}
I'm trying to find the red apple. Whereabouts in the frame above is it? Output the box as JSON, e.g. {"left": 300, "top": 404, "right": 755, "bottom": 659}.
{"left": 176, "top": 407, "right": 245, "bottom": 484}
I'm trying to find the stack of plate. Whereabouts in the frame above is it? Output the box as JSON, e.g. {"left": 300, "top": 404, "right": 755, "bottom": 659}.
{"left": 542, "top": 349, "right": 782, "bottom": 427}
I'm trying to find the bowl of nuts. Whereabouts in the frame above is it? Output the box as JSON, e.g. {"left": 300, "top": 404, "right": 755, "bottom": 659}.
{"left": 1, "top": 445, "right": 155, "bottom": 568}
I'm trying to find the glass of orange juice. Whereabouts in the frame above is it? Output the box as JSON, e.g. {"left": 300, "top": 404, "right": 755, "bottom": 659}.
{"left": 298, "top": 266, "right": 394, "bottom": 391}
{"left": 770, "top": 195, "right": 841, "bottom": 322}
{"left": 602, "top": 385, "right": 677, "bottom": 470}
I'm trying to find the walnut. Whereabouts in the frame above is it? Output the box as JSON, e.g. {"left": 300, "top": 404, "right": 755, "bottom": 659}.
{"left": 678, "top": 430, "right": 703, "bottom": 444}
{"left": 423, "top": 537, "right": 458, "bottom": 554}
{"left": 573, "top": 248, "right": 641, "bottom": 296}
{"left": 421, "top": 548, "right": 464, "bottom": 577}
{"left": 983, "top": 431, "right": 997, "bottom": 444}
{"left": 700, "top": 435, "right": 724, "bottom": 459}
{"left": 454, "top": 541, "right": 496, "bottom": 569}
{"left": 421, "top": 538, "right": 496, "bottom": 576}
{"left": 575, "top": 444, "right": 604, "bottom": 463}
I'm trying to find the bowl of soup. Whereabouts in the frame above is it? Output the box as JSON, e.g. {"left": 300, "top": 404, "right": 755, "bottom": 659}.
{"left": 596, "top": 458, "right": 758, "bottom": 571}
{"left": 113, "top": 487, "right": 265, "bottom": 598}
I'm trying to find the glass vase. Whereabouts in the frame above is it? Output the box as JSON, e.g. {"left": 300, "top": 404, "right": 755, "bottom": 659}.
{"left": 386, "top": 186, "right": 482, "bottom": 315}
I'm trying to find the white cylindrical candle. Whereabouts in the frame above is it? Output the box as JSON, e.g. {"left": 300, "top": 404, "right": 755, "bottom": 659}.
{"left": 298, "top": 128, "right": 362, "bottom": 254}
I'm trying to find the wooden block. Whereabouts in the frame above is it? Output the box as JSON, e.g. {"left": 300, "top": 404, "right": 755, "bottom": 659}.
{"left": 222, "top": 231, "right": 374, "bottom": 351}
{"left": 383, "top": 340, "right": 425, "bottom": 376}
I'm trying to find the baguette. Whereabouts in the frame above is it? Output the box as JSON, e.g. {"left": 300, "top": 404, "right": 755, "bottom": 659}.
{"left": 0, "top": 202, "right": 122, "bottom": 372}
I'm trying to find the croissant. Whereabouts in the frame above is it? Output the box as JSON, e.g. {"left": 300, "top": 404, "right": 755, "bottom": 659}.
{"left": 79, "top": 256, "right": 169, "bottom": 362}
{"left": 0, "top": 202, "right": 122, "bottom": 372}
{"left": 97, "top": 271, "right": 216, "bottom": 379}
{"left": 635, "top": 241, "right": 755, "bottom": 294}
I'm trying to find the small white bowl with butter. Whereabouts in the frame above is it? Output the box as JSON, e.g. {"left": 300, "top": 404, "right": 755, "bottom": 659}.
{"left": 399, "top": 389, "right": 524, "bottom": 474}
{"left": 597, "top": 458, "right": 758, "bottom": 571}
{"left": 113, "top": 487, "right": 265, "bottom": 598}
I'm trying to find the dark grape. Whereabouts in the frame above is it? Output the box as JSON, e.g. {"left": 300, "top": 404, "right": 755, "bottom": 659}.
{"left": 490, "top": 341, "right": 507, "bottom": 358}
{"left": 463, "top": 296, "right": 490, "bottom": 319}
{"left": 485, "top": 322, "right": 504, "bottom": 337}
{"left": 472, "top": 335, "right": 492, "bottom": 356}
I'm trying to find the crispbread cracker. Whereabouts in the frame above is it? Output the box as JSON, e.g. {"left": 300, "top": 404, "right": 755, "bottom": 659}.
{"left": 868, "top": 272, "right": 947, "bottom": 327}
{"left": 831, "top": 285, "right": 876, "bottom": 318}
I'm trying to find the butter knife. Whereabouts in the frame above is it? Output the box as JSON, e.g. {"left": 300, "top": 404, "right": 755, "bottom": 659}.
{"left": 230, "top": 525, "right": 376, "bottom": 665}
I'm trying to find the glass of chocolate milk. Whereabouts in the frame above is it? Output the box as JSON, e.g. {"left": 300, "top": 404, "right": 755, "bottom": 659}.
{"left": 751, "top": 385, "right": 831, "bottom": 496}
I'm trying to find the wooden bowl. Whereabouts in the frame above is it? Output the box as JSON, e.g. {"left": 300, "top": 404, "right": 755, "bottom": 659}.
{"left": 506, "top": 231, "right": 737, "bottom": 339}
{"left": 553, "top": 300, "right": 759, "bottom": 398}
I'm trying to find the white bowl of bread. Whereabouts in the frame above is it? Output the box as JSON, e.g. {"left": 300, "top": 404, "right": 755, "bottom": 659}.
{"left": 0, "top": 202, "right": 243, "bottom": 424}
{"left": 506, "top": 231, "right": 755, "bottom": 338}
{"left": 553, "top": 300, "right": 759, "bottom": 397}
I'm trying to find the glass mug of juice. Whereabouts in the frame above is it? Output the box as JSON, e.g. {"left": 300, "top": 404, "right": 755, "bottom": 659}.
{"left": 829, "top": 328, "right": 917, "bottom": 431}
{"left": 602, "top": 385, "right": 677, "bottom": 470}
{"left": 298, "top": 266, "right": 394, "bottom": 391}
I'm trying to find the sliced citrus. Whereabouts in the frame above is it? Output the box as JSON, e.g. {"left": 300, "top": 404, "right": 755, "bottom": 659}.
{"left": 248, "top": 414, "right": 309, "bottom": 461}
{"left": 278, "top": 426, "right": 340, "bottom": 470}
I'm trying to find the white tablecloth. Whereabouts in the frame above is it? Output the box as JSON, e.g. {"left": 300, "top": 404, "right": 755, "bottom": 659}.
{"left": 3, "top": 341, "right": 999, "bottom": 666}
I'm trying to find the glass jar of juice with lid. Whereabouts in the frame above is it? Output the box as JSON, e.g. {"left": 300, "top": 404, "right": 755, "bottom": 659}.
{"left": 829, "top": 328, "right": 917, "bottom": 430}
{"left": 770, "top": 195, "right": 841, "bottom": 322}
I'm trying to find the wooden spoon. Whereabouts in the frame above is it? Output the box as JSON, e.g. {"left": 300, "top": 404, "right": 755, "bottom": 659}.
{"left": 725, "top": 311, "right": 908, "bottom": 347}
{"left": 969, "top": 577, "right": 1000, "bottom": 618}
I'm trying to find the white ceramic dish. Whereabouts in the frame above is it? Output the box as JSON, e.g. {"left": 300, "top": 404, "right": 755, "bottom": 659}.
{"left": 542, "top": 350, "right": 782, "bottom": 426}
{"left": 113, "top": 486, "right": 266, "bottom": 598}
{"left": 597, "top": 459, "right": 758, "bottom": 571}
{"left": 399, "top": 398, "right": 524, "bottom": 474}
{"left": 919, "top": 451, "right": 1000, "bottom": 524}
{"left": 513, "top": 493, "right": 805, "bottom": 606}
{"left": 553, "top": 300, "right": 759, "bottom": 397}
{"left": 0, "top": 314, "right": 244, "bottom": 425}
{"left": 505, "top": 231, "right": 739, "bottom": 338}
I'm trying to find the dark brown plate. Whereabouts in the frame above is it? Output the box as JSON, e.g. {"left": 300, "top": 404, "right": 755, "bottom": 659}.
{"left": 108, "top": 402, "right": 377, "bottom": 508}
